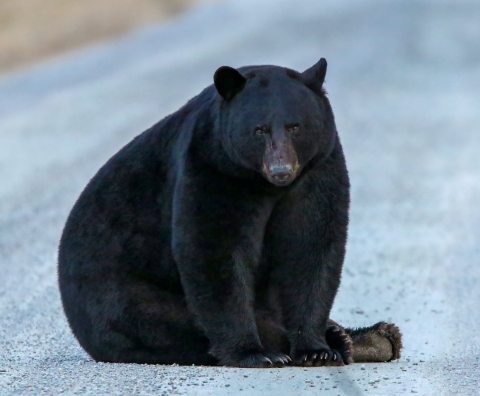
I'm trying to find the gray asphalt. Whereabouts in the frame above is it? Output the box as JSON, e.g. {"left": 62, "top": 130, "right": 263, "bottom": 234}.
{"left": 1, "top": 0, "right": 479, "bottom": 394}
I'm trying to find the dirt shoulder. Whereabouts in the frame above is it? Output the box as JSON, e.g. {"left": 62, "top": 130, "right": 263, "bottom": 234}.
{"left": 0, "top": 0, "right": 210, "bottom": 74}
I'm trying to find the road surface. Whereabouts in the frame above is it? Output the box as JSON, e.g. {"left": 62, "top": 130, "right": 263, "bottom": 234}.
{"left": 1, "top": 0, "right": 479, "bottom": 394}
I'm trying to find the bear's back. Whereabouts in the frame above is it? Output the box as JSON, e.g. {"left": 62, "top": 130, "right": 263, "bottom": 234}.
{"left": 57, "top": 91, "right": 213, "bottom": 321}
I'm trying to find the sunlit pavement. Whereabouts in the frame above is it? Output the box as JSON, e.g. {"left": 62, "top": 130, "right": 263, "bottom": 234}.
{"left": 1, "top": 0, "right": 479, "bottom": 394}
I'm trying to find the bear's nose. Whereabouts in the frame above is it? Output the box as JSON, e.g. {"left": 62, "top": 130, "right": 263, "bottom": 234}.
{"left": 265, "top": 163, "right": 296, "bottom": 186}
{"left": 272, "top": 172, "right": 292, "bottom": 183}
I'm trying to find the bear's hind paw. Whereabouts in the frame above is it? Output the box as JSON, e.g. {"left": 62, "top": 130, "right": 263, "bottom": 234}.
{"left": 326, "top": 325, "right": 353, "bottom": 365}
{"left": 375, "top": 322, "right": 403, "bottom": 361}
{"left": 347, "top": 321, "right": 403, "bottom": 362}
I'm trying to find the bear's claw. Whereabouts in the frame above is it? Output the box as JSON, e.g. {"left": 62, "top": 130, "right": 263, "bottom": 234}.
{"left": 265, "top": 352, "right": 291, "bottom": 366}
{"left": 293, "top": 347, "right": 344, "bottom": 367}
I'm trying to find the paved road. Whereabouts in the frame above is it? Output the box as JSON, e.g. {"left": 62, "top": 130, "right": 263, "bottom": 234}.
{"left": 1, "top": 0, "right": 479, "bottom": 394}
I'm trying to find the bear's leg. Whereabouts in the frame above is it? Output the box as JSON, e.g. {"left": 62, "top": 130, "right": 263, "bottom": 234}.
{"left": 87, "top": 288, "right": 217, "bottom": 365}
{"left": 172, "top": 173, "right": 281, "bottom": 368}
{"left": 328, "top": 319, "right": 402, "bottom": 363}
{"left": 266, "top": 165, "right": 349, "bottom": 367}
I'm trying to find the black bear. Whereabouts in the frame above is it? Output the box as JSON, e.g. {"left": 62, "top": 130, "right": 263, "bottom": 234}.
{"left": 58, "top": 58, "right": 402, "bottom": 367}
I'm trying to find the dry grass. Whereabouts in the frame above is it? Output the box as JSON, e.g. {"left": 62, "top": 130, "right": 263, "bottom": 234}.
{"left": 0, "top": 0, "right": 210, "bottom": 74}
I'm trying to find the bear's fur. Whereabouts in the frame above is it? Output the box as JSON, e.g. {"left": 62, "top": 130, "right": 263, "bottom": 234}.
{"left": 58, "top": 58, "right": 402, "bottom": 367}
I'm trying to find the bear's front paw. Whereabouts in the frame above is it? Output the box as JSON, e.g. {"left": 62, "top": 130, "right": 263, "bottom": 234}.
{"left": 292, "top": 347, "right": 344, "bottom": 367}
{"left": 218, "top": 352, "right": 279, "bottom": 368}
{"left": 264, "top": 352, "right": 292, "bottom": 367}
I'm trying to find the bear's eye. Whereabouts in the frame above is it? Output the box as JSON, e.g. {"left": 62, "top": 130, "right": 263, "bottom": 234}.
{"left": 286, "top": 124, "right": 300, "bottom": 134}
{"left": 254, "top": 126, "right": 266, "bottom": 135}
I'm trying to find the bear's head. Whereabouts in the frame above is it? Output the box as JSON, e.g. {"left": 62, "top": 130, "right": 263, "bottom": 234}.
{"left": 213, "top": 58, "right": 336, "bottom": 187}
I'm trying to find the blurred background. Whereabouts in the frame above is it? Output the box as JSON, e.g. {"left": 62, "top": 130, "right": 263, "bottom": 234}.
{"left": 0, "top": 0, "right": 214, "bottom": 74}
{"left": 0, "top": 0, "right": 479, "bottom": 394}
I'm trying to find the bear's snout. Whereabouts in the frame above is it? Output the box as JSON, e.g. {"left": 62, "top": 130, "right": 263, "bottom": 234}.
{"left": 262, "top": 133, "right": 299, "bottom": 186}
{"left": 269, "top": 164, "right": 295, "bottom": 185}
{"left": 263, "top": 157, "right": 299, "bottom": 187}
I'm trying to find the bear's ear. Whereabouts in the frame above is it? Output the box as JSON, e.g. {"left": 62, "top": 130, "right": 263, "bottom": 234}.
{"left": 214, "top": 66, "right": 246, "bottom": 101}
{"left": 301, "top": 58, "right": 327, "bottom": 89}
